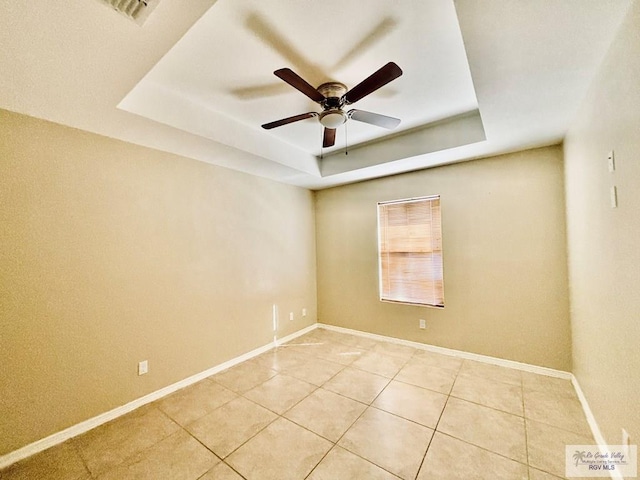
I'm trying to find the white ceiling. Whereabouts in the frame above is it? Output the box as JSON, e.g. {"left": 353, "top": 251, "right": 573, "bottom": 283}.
{"left": 0, "top": 0, "right": 633, "bottom": 189}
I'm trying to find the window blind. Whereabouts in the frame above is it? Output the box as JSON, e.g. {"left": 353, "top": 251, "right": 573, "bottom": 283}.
{"left": 378, "top": 196, "right": 444, "bottom": 307}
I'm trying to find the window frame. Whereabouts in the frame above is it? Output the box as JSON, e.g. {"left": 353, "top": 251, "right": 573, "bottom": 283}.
{"left": 376, "top": 195, "right": 445, "bottom": 308}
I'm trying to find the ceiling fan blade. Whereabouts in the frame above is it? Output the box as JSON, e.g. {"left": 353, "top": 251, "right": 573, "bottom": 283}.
{"left": 343, "top": 62, "right": 403, "bottom": 104}
{"left": 262, "top": 112, "right": 318, "bottom": 130}
{"left": 323, "top": 128, "right": 336, "bottom": 147}
{"left": 348, "top": 109, "right": 401, "bottom": 129}
{"left": 274, "top": 68, "right": 325, "bottom": 103}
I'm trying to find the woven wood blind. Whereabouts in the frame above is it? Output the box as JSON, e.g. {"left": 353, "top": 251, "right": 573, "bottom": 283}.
{"left": 378, "top": 196, "right": 444, "bottom": 307}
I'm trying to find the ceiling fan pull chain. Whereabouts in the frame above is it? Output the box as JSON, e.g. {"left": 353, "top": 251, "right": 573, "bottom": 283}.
{"left": 320, "top": 125, "right": 324, "bottom": 159}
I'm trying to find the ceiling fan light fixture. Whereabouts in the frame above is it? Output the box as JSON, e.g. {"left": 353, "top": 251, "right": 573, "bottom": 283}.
{"left": 319, "top": 110, "right": 347, "bottom": 128}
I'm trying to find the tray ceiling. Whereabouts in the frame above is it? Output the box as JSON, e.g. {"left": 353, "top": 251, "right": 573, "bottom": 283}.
{"left": 0, "top": 0, "right": 633, "bottom": 188}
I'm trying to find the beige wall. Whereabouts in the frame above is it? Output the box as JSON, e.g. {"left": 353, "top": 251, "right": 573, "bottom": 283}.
{"left": 564, "top": 0, "right": 640, "bottom": 448}
{"left": 7, "top": 3, "right": 640, "bottom": 451}
{"left": 0, "top": 109, "right": 317, "bottom": 455}
{"left": 315, "top": 146, "right": 571, "bottom": 370}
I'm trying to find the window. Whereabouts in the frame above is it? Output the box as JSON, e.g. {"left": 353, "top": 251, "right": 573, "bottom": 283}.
{"left": 377, "top": 195, "right": 444, "bottom": 307}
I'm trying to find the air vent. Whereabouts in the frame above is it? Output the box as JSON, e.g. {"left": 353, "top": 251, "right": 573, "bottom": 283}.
{"left": 98, "top": 0, "right": 159, "bottom": 25}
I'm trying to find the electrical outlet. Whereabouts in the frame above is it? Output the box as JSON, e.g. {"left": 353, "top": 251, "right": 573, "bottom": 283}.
{"left": 419, "top": 319, "right": 426, "bottom": 329}
{"left": 289, "top": 312, "right": 294, "bottom": 321}
{"left": 138, "top": 360, "right": 148, "bottom": 376}
{"left": 302, "top": 308, "right": 307, "bottom": 317}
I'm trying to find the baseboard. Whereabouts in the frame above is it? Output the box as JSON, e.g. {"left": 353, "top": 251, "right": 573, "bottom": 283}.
{"left": 0, "top": 323, "right": 317, "bottom": 470}
{"left": 5, "top": 322, "right": 607, "bottom": 475}
{"left": 319, "top": 324, "right": 622, "bottom": 477}
{"left": 571, "top": 375, "right": 622, "bottom": 480}
{"left": 318, "top": 323, "right": 572, "bottom": 379}
{"left": 571, "top": 375, "right": 607, "bottom": 445}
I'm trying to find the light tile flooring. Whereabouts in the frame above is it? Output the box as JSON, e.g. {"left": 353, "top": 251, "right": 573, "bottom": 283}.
{"left": 1, "top": 328, "right": 597, "bottom": 480}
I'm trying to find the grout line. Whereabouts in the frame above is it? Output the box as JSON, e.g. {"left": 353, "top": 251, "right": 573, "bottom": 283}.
{"left": 318, "top": 404, "right": 397, "bottom": 478}
{"left": 319, "top": 323, "right": 573, "bottom": 379}
{"left": 174, "top": 419, "right": 223, "bottom": 462}
{"left": 198, "top": 396, "right": 281, "bottom": 463}
{"left": 194, "top": 344, "right": 588, "bottom": 479}
{"left": 522, "top": 377, "right": 531, "bottom": 480}
{"left": 223, "top": 463, "right": 248, "bottom": 480}
{"left": 4, "top": 326, "right": 590, "bottom": 479}
{"left": 301, "top": 444, "right": 332, "bottom": 479}
{"left": 68, "top": 437, "right": 93, "bottom": 479}
{"left": 78, "top": 407, "right": 185, "bottom": 478}
{"left": 336, "top": 349, "right": 434, "bottom": 479}
{"left": 265, "top": 334, "right": 538, "bottom": 478}
{"left": 445, "top": 391, "right": 525, "bottom": 418}
{"left": 413, "top": 373, "right": 455, "bottom": 480}
{"left": 318, "top": 327, "right": 595, "bottom": 478}
{"left": 430, "top": 357, "right": 530, "bottom": 472}
{"left": 244, "top": 332, "right": 587, "bottom": 479}
{"left": 434, "top": 431, "right": 530, "bottom": 469}
{"left": 302, "top": 335, "right": 410, "bottom": 478}
{"left": 191, "top": 451, "right": 248, "bottom": 480}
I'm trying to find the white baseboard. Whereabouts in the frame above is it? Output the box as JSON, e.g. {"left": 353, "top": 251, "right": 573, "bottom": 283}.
{"left": 571, "top": 375, "right": 622, "bottom": 480}
{"left": 6, "top": 322, "right": 610, "bottom": 477}
{"left": 571, "top": 375, "right": 607, "bottom": 445}
{"left": 318, "top": 323, "right": 572, "bottom": 379}
{"left": 0, "top": 323, "right": 317, "bottom": 470}
{"left": 319, "top": 324, "right": 622, "bottom": 478}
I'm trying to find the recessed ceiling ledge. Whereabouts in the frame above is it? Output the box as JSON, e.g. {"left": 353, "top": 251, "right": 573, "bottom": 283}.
{"left": 320, "top": 109, "right": 486, "bottom": 177}
{"left": 119, "top": 81, "right": 321, "bottom": 177}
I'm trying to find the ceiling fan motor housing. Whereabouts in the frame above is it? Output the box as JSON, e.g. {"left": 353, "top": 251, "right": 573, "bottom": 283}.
{"left": 318, "top": 82, "right": 347, "bottom": 108}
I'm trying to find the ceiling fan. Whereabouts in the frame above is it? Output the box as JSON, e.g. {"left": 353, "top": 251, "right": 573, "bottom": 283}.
{"left": 261, "top": 62, "right": 403, "bottom": 148}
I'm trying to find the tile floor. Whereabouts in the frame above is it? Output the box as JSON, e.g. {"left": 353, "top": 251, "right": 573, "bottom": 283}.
{"left": 1, "top": 328, "right": 597, "bottom": 480}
